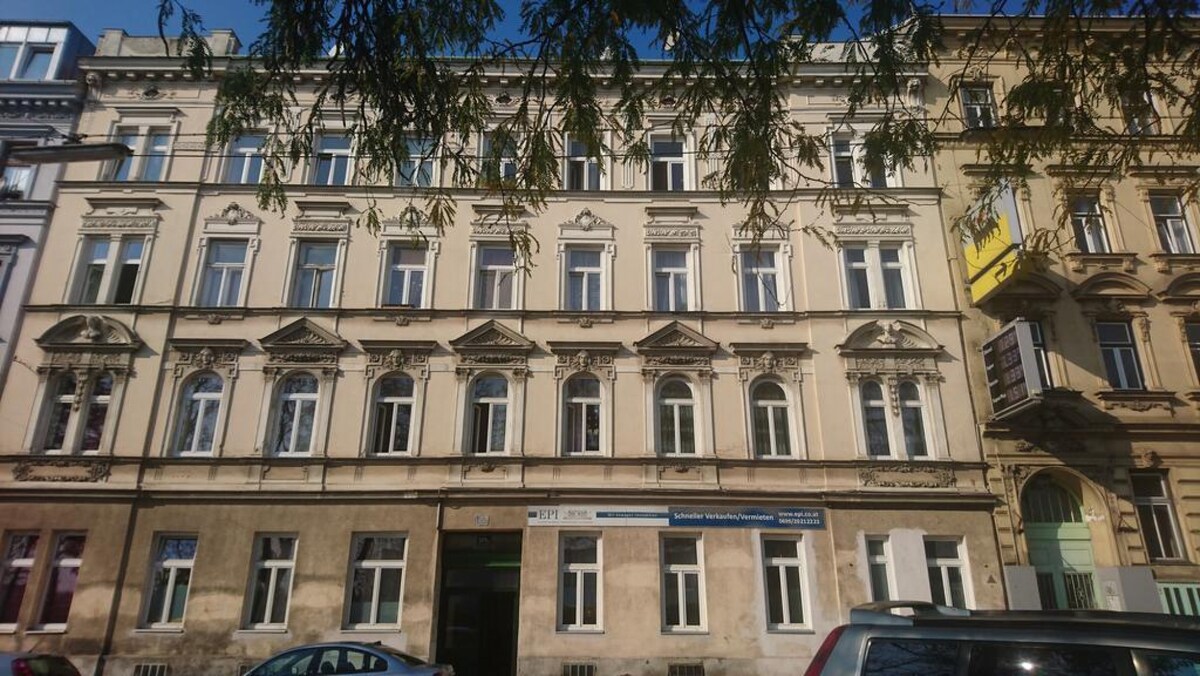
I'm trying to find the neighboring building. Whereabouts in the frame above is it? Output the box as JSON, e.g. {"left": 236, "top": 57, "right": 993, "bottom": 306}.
{"left": 932, "top": 17, "right": 1200, "bottom": 615}
{"left": 0, "top": 22, "right": 93, "bottom": 394}
{"left": 0, "top": 29, "right": 1001, "bottom": 676}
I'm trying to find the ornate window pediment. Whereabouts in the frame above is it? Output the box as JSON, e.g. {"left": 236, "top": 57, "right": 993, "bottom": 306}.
{"left": 1158, "top": 272, "right": 1200, "bottom": 306}
{"left": 559, "top": 208, "right": 615, "bottom": 240}
{"left": 204, "top": 202, "right": 262, "bottom": 236}
{"left": 1072, "top": 272, "right": 1152, "bottom": 317}
{"left": 35, "top": 315, "right": 142, "bottom": 373}
{"left": 168, "top": 339, "right": 247, "bottom": 378}
{"left": 838, "top": 320, "right": 943, "bottom": 378}
{"left": 471, "top": 203, "right": 530, "bottom": 237}
{"left": 548, "top": 341, "right": 621, "bottom": 380}
{"left": 450, "top": 320, "right": 533, "bottom": 376}
{"left": 259, "top": 318, "right": 346, "bottom": 375}
{"left": 635, "top": 321, "right": 718, "bottom": 376}
{"left": 360, "top": 339, "right": 437, "bottom": 380}
{"left": 81, "top": 197, "right": 162, "bottom": 235}
{"left": 730, "top": 342, "right": 807, "bottom": 381}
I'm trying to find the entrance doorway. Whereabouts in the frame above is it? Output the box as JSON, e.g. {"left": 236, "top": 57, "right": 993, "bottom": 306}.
{"left": 436, "top": 532, "right": 522, "bottom": 676}
{"left": 1022, "top": 475, "right": 1101, "bottom": 609}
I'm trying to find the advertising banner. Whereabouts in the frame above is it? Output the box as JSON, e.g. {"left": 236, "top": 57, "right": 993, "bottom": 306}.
{"left": 527, "top": 505, "right": 826, "bottom": 529}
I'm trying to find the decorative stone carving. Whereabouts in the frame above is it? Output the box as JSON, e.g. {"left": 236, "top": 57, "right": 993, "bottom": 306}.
{"left": 259, "top": 318, "right": 346, "bottom": 377}
{"left": 730, "top": 342, "right": 807, "bottom": 381}
{"left": 548, "top": 341, "right": 621, "bottom": 380}
{"left": 170, "top": 339, "right": 246, "bottom": 378}
{"left": 13, "top": 459, "right": 112, "bottom": 483}
{"left": 34, "top": 315, "right": 142, "bottom": 376}
{"left": 361, "top": 340, "right": 436, "bottom": 380}
{"left": 450, "top": 320, "right": 534, "bottom": 372}
{"left": 293, "top": 220, "right": 349, "bottom": 233}
{"left": 833, "top": 224, "right": 913, "bottom": 237}
{"left": 560, "top": 208, "right": 613, "bottom": 233}
{"left": 859, "top": 463, "right": 957, "bottom": 489}
{"left": 635, "top": 322, "right": 718, "bottom": 376}
{"left": 210, "top": 202, "right": 260, "bottom": 225}
{"left": 1014, "top": 437, "right": 1086, "bottom": 454}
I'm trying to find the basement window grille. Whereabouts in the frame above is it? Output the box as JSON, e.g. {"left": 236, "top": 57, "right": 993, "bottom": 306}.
{"left": 133, "top": 664, "right": 169, "bottom": 676}
{"left": 562, "top": 664, "right": 597, "bottom": 676}
{"left": 235, "top": 662, "right": 258, "bottom": 676}
{"left": 668, "top": 664, "right": 705, "bottom": 676}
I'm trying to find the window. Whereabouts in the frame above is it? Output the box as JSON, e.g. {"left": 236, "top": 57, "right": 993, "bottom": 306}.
{"left": 863, "top": 640, "right": 958, "bottom": 676}
{"left": 559, "top": 535, "right": 601, "bottom": 630}
{"left": 565, "top": 247, "right": 603, "bottom": 311}
{"left": 226, "top": 134, "right": 265, "bottom": 184}
{"left": 832, "top": 138, "right": 854, "bottom": 188}
{"left": 961, "top": 86, "right": 997, "bottom": 129}
{"left": 565, "top": 137, "right": 601, "bottom": 191}
{"left": 1070, "top": 195, "right": 1110, "bottom": 253}
{"left": 650, "top": 136, "right": 686, "bottom": 191}
{"left": 830, "top": 136, "right": 889, "bottom": 188}
{"left": 371, "top": 375, "right": 414, "bottom": 455}
{"left": 740, "top": 248, "right": 781, "bottom": 312}
{"left": 141, "top": 131, "right": 171, "bottom": 182}
{"left": 1, "top": 143, "right": 34, "bottom": 199}
{"left": 37, "top": 534, "right": 85, "bottom": 628}
{"left": 858, "top": 379, "right": 930, "bottom": 459}
{"left": 1131, "top": 473, "right": 1183, "bottom": 561}
{"left": 0, "top": 533, "right": 38, "bottom": 626}
{"left": 42, "top": 374, "right": 76, "bottom": 452}
{"left": 271, "top": 374, "right": 319, "bottom": 456}
{"left": 346, "top": 535, "right": 406, "bottom": 627}
{"left": 657, "top": 378, "right": 697, "bottom": 456}
{"left": 0, "top": 41, "right": 58, "bottom": 81}
{"left": 43, "top": 372, "right": 112, "bottom": 454}
{"left": 481, "top": 131, "right": 518, "bottom": 182}
{"left": 563, "top": 375, "right": 601, "bottom": 455}
{"left": 199, "top": 240, "right": 248, "bottom": 307}
{"left": 1121, "top": 91, "right": 1160, "bottom": 135}
{"left": 313, "top": 134, "right": 352, "bottom": 185}
{"left": 108, "top": 126, "right": 171, "bottom": 181}
{"left": 762, "top": 538, "right": 805, "bottom": 630}
{"left": 396, "top": 137, "right": 434, "bottom": 187}
{"left": 74, "top": 236, "right": 148, "bottom": 305}
{"left": 925, "top": 539, "right": 968, "bottom": 608}
{"left": 144, "top": 537, "right": 196, "bottom": 627}
{"left": 469, "top": 375, "right": 508, "bottom": 455}
{"left": 842, "top": 244, "right": 911, "bottom": 309}
{"left": 968, "top": 643, "right": 1128, "bottom": 676}
{"left": 1150, "top": 195, "right": 1196, "bottom": 254}
{"left": 1096, "top": 322, "right": 1144, "bottom": 390}
{"left": 474, "top": 246, "right": 516, "bottom": 309}
{"left": 291, "top": 241, "right": 338, "bottom": 308}
{"left": 0, "top": 45, "right": 15, "bottom": 79}
{"left": 751, "top": 380, "right": 792, "bottom": 457}
{"left": 652, "top": 248, "right": 690, "bottom": 312}
{"left": 16, "top": 46, "right": 53, "bottom": 80}
{"left": 1029, "top": 320, "right": 1054, "bottom": 389}
{"left": 661, "top": 536, "right": 704, "bottom": 631}
{"left": 175, "top": 372, "right": 223, "bottom": 455}
{"left": 866, "top": 537, "right": 892, "bottom": 601}
{"left": 383, "top": 244, "right": 426, "bottom": 307}
{"left": 247, "top": 536, "right": 295, "bottom": 628}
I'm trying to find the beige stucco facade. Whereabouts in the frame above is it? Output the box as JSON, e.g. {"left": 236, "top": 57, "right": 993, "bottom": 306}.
{"left": 0, "top": 29, "right": 1006, "bottom": 676}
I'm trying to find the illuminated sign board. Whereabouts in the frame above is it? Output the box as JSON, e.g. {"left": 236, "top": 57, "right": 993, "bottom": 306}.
{"left": 982, "top": 319, "right": 1045, "bottom": 418}
{"left": 527, "top": 505, "right": 826, "bottom": 530}
{"left": 963, "top": 182, "right": 1028, "bottom": 303}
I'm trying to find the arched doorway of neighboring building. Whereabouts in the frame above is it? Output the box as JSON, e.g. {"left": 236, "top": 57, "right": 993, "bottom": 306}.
{"left": 1022, "top": 474, "right": 1102, "bottom": 609}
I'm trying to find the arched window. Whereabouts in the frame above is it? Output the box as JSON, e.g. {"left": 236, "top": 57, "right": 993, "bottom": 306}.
{"left": 470, "top": 375, "right": 508, "bottom": 455}
{"left": 860, "top": 381, "right": 889, "bottom": 457}
{"left": 657, "top": 378, "right": 696, "bottom": 455}
{"left": 43, "top": 373, "right": 77, "bottom": 451}
{"left": 272, "top": 373, "right": 319, "bottom": 456}
{"left": 1022, "top": 476, "right": 1084, "bottom": 524}
{"left": 372, "top": 374, "right": 415, "bottom": 455}
{"left": 751, "top": 380, "right": 791, "bottom": 457}
{"left": 563, "top": 375, "right": 601, "bottom": 455}
{"left": 898, "top": 381, "right": 928, "bottom": 458}
{"left": 176, "top": 372, "right": 224, "bottom": 455}
{"left": 80, "top": 372, "right": 113, "bottom": 452}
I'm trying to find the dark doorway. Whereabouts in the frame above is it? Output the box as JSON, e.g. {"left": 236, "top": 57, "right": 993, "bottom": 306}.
{"left": 436, "top": 532, "right": 522, "bottom": 676}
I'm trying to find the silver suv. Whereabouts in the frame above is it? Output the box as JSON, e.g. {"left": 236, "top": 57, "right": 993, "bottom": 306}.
{"left": 805, "top": 602, "right": 1200, "bottom": 676}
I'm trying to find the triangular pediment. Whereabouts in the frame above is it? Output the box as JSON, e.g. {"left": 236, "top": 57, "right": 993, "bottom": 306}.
{"left": 634, "top": 322, "right": 719, "bottom": 353}
{"left": 36, "top": 315, "right": 142, "bottom": 352}
{"left": 449, "top": 320, "right": 534, "bottom": 352}
{"left": 260, "top": 318, "right": 347, "bottom": 352}
{"left": 838, "top": 320, "right": 942, "bottom": 354}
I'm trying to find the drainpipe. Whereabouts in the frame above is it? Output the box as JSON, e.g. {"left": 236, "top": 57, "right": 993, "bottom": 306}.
{"left": 95, "top": 497, "right": 140, "bottom": 675}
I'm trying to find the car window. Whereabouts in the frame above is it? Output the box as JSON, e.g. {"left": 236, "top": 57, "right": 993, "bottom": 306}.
{"left": 372, "top": 645, "right": 428, "bottom": 667}
{"left": 309, "top": 648, "right": 389, "bottom": 674}
{"left": 254, "top": 649, "right": 317, "bottom": 676}
{"left": 25, "top": 656, "right": 82, "bottom": 676}
{"left": 967, "top": 643, "right": 1130, "bottom": 676}
{"left": 1142, "top": 651, "right": 1200, "bottom": 676}
{"left": 863, "top": 638, "right": 959, "bottom": 676}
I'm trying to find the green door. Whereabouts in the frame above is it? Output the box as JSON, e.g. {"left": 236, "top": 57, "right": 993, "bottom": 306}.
{"left": 1022, "top": 477, "right": 1102, "bottom": 609}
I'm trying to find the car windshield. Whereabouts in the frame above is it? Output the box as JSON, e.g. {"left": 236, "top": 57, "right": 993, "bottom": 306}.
{"left": 370, "top": 645, "right": 428, "bottom": 667}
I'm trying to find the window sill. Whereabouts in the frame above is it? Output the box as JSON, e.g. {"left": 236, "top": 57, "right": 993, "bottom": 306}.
{"left": 234, "top": 627, "right": 290, "bottom": 636}
{"left": 1063, "top": 251, "right": 1137, "bottom": 274}
{"left": 134, "top": 626, "right": 185, "bottom": 634}
{"left": 341, "top": 626, "right": 401, "bottom": 633}
{"left": 766, "top": 627, "right": 816, "bottom": 635}
{"left": 556, "top": 628, "right": 605, "bottom": 635}
{"left": 1094, "top": 389, "right": 1175, "bottom": 413}
{"left": 25, "top": 627, "right": 68, "bottom": 634}
{"left": 661, "top": 628, "right": 708, "bottom": 635}
{"left": 1149, "top": 252, "right": 1200, "bottom": 273}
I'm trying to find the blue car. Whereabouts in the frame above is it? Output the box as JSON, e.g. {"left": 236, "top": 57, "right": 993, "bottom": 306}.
{"left": 244, "top": 642, "right": 453, "bottom": 676}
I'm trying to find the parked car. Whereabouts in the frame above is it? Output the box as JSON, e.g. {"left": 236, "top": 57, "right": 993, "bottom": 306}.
{"left": 805, "top": 601, "right": 1200, "bottom": 676}
{"left": 0, "top": 653, "right": 81, "bottom": 676}
{"left": 244, "top": 642, "right": 453, "bottom": 676}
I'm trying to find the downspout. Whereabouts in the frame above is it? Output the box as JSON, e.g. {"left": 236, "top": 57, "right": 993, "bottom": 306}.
{"left": 95, "top": 497, "right": 140, "bottom": 676}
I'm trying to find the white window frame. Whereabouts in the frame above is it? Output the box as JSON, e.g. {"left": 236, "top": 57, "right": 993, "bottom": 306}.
{"left": 829, "top": 133, "right": 894, "bottom": 189}
{"left": 660, "top": 534, "right": 706, "bottom": 632}
{"left": 173, "top": 371, "right": 225, "bottom": 456}
{"left": 655, "top": 377, "right": 699, "bottom": 457}
{"left": 1070, "top": 194, "right": 1111, "bottom": 254}
{"left": 865, "top": 536, "right": 894, "bottom": 602}
{"left": 38, "top": 371, "right": 115, "bottom": 455}
{"left": 269, "top": 372, "right": 321, "bottom": 457}
{"left": 838, "top": 241, "right": 918, "bottom": 310}
{"left": 344, "top": 534, "right": 407, "bottom": 629}
{"left": 311, "top": 133, "right": 354, "bottom": 186}
{"left": 748, "top": 378, "right": 797, "bottom": 458}
{"left": 852, "top": 378, "right": 936, "bottom": 460}
{"left": 960, "top": 85, "right": 997, "bottom": 129}
{"left": 0, "top": 29, "right": 65, "bottom": 81}
{"left": 380, "top": 242, "right": 429, "bottom": 308}
{"left": 370, "top": 373, "right": 417, "bottom": 456}
{"left": 650, "top": 246, "right": 693, "bottom": 312}
{"left": 34, "top": 533, "right": 85, "bottom": 631}
{"left": 142, "top": 535, "right": 197, "bottom": 628}
{"left": 735, "top": 243, "right": 792, "bottom": 312}
{"left": 1096, "top": 321, "right": 1146, "bottom": 390}
{"left": 562, "top": 245, "right": 605, "bottom": 311}
{"left": 564, "top": 134, "right": 604, "bottom": 191}
{"left": 225, "top": 133, "right": 266, "bottom": 184}
{"left": 1131, "top": 472, "right": 1185, "bottom": 562}
{"left": 558, "top": 533, "right": 603, "bottom": 632}
{"left": 466, "top": 373, "right": 511, "bottom": 455}
{"left": 924, "top": 538, "right": 972, "bottom": 608}
{"left": 396, "top": 136, "right": 437, "bottom": 188}
{"left": 1149, "top": 194, "right": 1197, "bottom": 255}
{"left": 761, "top": 536, "right": 809, "bottom": 632}
{"left": 245, "top": 535, "right": 297, "bottom": 629}
{"left": 470, "top": 243, "right": 521, "bottom": 310}
{"left": 106, "top": 123, "right": 175, "bottom": 182}
{"left": 561, "top": 374, "right": 604, "bottom": 456}
{"left": 481, "top": 130, "right": 519, "bottom": 182}
{"left": 196, "top": 238, "right": 249, "bottom": 307}
{"left": 648, "top": 132, "right": 689, "bottom": 191}
{"left": 1121, "top": 90, "right": 1161, "bottom": 135}
{"left": 289, "top": 240, "right": 340, "bottom": 309}
{"left": 0, "top": 532, "right": 39, "bottom": 631}
{"left": 70, "top": 234, "right": 150, "bottom": 305}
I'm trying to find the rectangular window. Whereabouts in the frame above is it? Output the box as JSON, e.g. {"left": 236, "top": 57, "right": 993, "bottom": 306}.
{"left": 74, "top": 236, "right": 146, "bottom": 305}
{"left": 109, "top": 127, "right": 139, "bottom": 181}
{"left": 396, "top": 137, "right": 434, "bottom": 187}
{"left": 762, "top": 538, "right": 805, "bottom": 630}
{"left": 140, "top": 130, "right": 171, "bottom": 182}
{"left": 313, "top": 134, "right": 352, "bottom": 186}
{"left": 879, "top": 245, "right": 907, "bottom": 309}
{"left": 1071, "top": 195, "right": 1110, "bottom": 253}
{"left": 112, "top": 239, "right": 144, "bottom": 304}
{"left": 1131, "top": 473, "right": 1183, "bottom": 561}
{"left": 741, "top": 248, "right": 780, "bottom": 312}
{"left": 1187, "top": 322, "right": 1200, "bottom": 378}
{"left": 866, "top": 537, "right": 891, "bottom": 602}
{"left": 832, "top": 138, "right": 855, "bottom": 188}
{"left": 0, "top": 45, "right": 18, "bottom": 79}
{"left": 559, "top": 535, "right": 601, "bottom": 630}
{"left": 291, "top": 241, "right": 338, "bottom": 308}
{"left": 961, "top": 86, "right": 997, "bottom": 129}
{"left": 226, "top": 134, "right": 265, "bottom": 184}
{"left": 1122, "top": 91, "right": 1160, "bottom": 135}
{"left": 565, "top": 138, "right": 601, "bottom": 191}
{"left": 844, "top": 246, "right": 871, "bottom": 309}
{"left": 247, "top": 535, "right": 295, "bottom": 628}
{"left": 108, "top": 126, "right": 171, "bottom": 182}
{"left": 1028, "top": 320, "right": 1053, "bottom": 389}
{"left": 565, "top": 247, "right": 603, "bottom": 311}
{"left": 199, "top": 240, "right": 248, "bottom": 307}
{"left": 1, "top": 143, "right": 34, "bottom": 199}
{"left": 16, "top": 46, "right": 53, "bottom": 80}
{"left": 661, "top": 536, "right": 704, "bottom": 631}
{"left": 482, "top": 132, "right": 518, "bottom": 182}
{"left": 144, "top": 536, "right": 196, "bottom": 627}
{"left": 563, "top": 377, "right": 602, "bottom": 455}
{"left": 384, "top": 244, "right": 426, "bottom": 307}
{"left": 864, "top": 640, "right": 959, "bottom": 676}
{"left": 346, "top": 535, "right": 405, "bottom": 627}
{"left": 37, "top": 534, "right": 85, "bottom": 628}
{"left": 1150, "top": 195, "right": 1196, "bottom": 254}
{"left": 653, "top": 248, "right": 690, "bottom": 312}
{"left": 77, "top": 237, "right": 110, "bottom": 304}
{"left": 475, "top": 246, "right": 516, "bottom": 309}
{"left": 1096, "top": 321, "right": 1144, "bottom": 390}
{"left": 650, "top": 137, "right": 685, "bottom": 191}
{"left": 0, "top": 533, "right": 38, "bottom": 626}
{"left": 925, "top": 539, "right": 968, "bottom": 608}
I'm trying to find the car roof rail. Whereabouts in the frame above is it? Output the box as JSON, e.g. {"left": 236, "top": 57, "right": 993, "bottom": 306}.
{"left": 850, "top": 601, "right": 971, "bottom": 625}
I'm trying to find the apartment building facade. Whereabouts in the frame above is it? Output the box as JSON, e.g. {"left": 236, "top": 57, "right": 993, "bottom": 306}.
{"left": 931, "top": 17, "right": 1200, "bottom": 616}
{"left": 0, "top": 29, "right": 1000, "bottom": 676}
